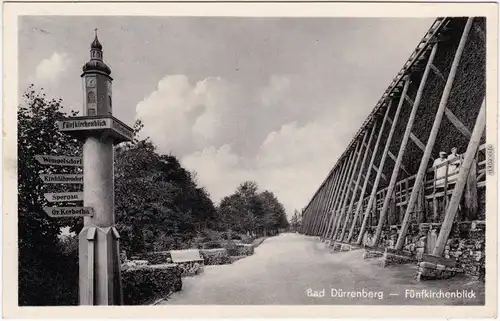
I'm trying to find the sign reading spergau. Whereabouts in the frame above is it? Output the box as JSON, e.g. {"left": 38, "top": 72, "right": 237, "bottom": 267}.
{"left": 40, "top": 174, "right": 83, "bottom": 184}
{"left": 35, "top": 155, "right": 83, "bottom": 167}
{"left": 44, "top": 192, "right": 84, "bottom": 202}
{"left": 44, "top": 207, "right": 94, "bottom": 218}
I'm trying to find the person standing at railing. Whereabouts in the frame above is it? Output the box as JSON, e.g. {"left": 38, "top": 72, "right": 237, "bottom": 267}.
{"left": 433, "top": 151, "right": 448, "bottom": 188}
{"left": 447, "top": 147, "right": 462, "bottom": 183}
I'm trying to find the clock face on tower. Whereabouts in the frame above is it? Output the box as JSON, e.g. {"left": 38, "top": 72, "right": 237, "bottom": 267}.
{"left": 86, "top": 77, "right": 96, "bottom": 88}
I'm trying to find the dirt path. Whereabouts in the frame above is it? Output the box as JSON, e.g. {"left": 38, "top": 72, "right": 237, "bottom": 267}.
{"left": 161, "top": 233, "right": 484, "bottom": 305}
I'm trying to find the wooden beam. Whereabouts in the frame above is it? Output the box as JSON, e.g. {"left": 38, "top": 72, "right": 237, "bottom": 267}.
{"left": 339, "top": 124, "right": 378, "bottom": 241}
{"left": 356, "top": 78, "right": 413, "bottom": 245}
{"left": 430, "top": 63, "right": 446, "bottom": 82}
{"left": 372, "top": 164, "right": 387, "bottom": 181}
{"left": 444, "top": 107, "right": 472, "bottom": 138}
{"left": 396, "top": 18, "right": 474, "bottom": 250}
{"left": 387, "top": 116, "right": 426, "bottom": 152}
{"left": 347, "top": 109, "right": 390, "bottom": 243}
{"left": 409, "top": 132, "right": 427, "bottom": 152}
{"left": 387, "top": 150, "right": 410, "bottom": 175}
{"left": 404, "top": 94, "right": 414, "bottom": 106}
{"left": 433, "top": 98, "right": 485, "bottom": 256}
{"left": 324, "top": 149, "right": 357, "bottom": 239}
{"left": 331, "top": 136, "right": 367, "bottom": 240}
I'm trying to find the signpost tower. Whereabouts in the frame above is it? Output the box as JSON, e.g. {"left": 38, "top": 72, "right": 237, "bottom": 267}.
{"left": 57, "top": 31, "right": 134, "bottom": 305}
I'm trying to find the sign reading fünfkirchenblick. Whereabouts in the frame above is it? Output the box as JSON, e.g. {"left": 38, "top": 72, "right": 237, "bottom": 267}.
{"left": 40, "top": 174, "right": 83, "bottom": 184}
{"left": 35, "top": 155, "right": 83, "bottom": 167}
{"left": 44, "top": 207, "right": 94, "bottom": 218}
{"left": 44, "top": 192, "right": 84, "bottom": 202}
{"left": 57, "top": 116, "right": 134, "bottom": 143}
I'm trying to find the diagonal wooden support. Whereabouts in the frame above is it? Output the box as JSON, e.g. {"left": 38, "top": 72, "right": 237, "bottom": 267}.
{"left": 430, "top": 63, "right": 446, "bottom": 82}
{"left": 433, "top": 98, "right": 485, "bottom": 256}
{"left": 404, "top": 94, "right": 414, "bottom": 106}
{"left": 387, "top": 150, "right": 410, "bottom": 175}
{"left": 372, "top": 164, "right": 387, "bottom": 181}
{"left": 395, "top": 18, "right": 474, "bottom": 250}
{"left": 373, "top": 45, "right": 437, "bottom": 246}
{"left": 347, "top": 104, "right": 391, "bottom": 244}
{"left": 324, "top": 152, "right": 356, "bottom": 239}
{"left": 356, "top": 92, "right": 409, "bottom": 245}
{"left": 331, "top": 137, "right": 366, "bottom": 240}
{"left": 338, "top": 123, "right": 378, "bottom": 241}
{"left": 444, "top": 107, "right": 472, "bottom": 138}
{"left": 387, "top": 116, "right": 426, "bottom": 152}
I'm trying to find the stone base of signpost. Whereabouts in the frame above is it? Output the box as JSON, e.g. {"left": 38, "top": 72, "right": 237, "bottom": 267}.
{"left": 79, "top": 225, "right": 122, "bottom": 305}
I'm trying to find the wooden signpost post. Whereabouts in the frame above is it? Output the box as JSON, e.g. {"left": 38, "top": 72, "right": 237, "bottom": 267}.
{"left": 36, "top": 32, "right": 132, "bottom": 305}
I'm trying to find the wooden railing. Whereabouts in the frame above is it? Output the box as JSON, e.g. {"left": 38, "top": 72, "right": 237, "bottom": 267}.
{"left": 340, "top": 143, "right": 486, "bottom": 228}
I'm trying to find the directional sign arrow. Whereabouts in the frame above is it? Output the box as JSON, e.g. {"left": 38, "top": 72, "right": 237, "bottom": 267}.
{"left": 35, "top": 155, "right": 83, "bottom": 167}
{"left": 39, "top": 174, "right": 83, "bottom": 184}
{"left": 44, "top": 207, "right": 94, "bottom": 218}
{"left": 44, "top": 192, "right": 84, "bottom": 202}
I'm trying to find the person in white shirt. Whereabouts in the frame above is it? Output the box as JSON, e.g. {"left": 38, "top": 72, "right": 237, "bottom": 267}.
{"left": 433, "top": 151, "right": 448, "bottom": 188}
{"left": 447, "top": 147, "right": 461, "bottom": 182}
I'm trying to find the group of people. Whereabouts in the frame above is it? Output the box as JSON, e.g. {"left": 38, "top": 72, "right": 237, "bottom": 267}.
{"left": 432, "top": 147, "right": 462, "bottom": 187}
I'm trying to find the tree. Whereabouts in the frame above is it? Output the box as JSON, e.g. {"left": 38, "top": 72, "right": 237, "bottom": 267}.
{"left": 217, "top": 181, "right": 289, "bottom": 236}
{"left": 290, "top": 209, "right": 302, "bottom": 232}
{"left": 114, "top": 138, "right": 218, "bottom": 254}
{"left": 18, "top": 86, "right": 82, "bottom": 305}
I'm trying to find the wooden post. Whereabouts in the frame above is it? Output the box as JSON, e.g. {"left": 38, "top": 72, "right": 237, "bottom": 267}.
{"left": 321, "top": 161, "right": 348, "bottom": 238}
{"left": 313, "top": 175, "right": 335, "bottom": 235}
{"left": 309, "top": 189, "right": 325, "bottom": 235}
{"left": 325, "top": 150, "right": 357, "bottom": 239}
{"left": 339, "top": 125, "right": 376, "bottom": 241}
{"left": 320, "top": 163, "right": 346, "bottom": 238}
{"left": 319, "top": 169, "right": 342, "bottom": 236}
{"left": 372, "top": 45, "right": 438, "bottom": 246}
{"left": 321, "top": 170, "right": 344, "bottom": 235}
{"left": 331, "top": 140, "right": 364, "bottom": 240}
{"left": 356, "top": 98, "right": 401, "bottom": 245}
{"left": 464, "top": 158, "right": 478, "bottom": 220}
{"left": 395, "top": 18, "right": 474, "bottom": 250}
{"left": 332, "top": 131, "right": 369, "bottom": 240}
{"left": 346, "top": 111, "right": 389, "bottom": 243}
{"left": 310, "top": 183, "right": 327, "bottom": 235}
{"left": 433, "top": 98, "right": 485, "bottom": 256}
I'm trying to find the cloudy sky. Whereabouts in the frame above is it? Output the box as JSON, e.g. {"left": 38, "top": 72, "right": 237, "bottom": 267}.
{"left": 19, "top": 16, "right": 435, "bottom": 217}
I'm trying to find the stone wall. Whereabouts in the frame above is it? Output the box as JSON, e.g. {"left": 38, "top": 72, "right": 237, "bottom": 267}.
{"left": 363, "top": 221, "right": 485, "bottom": 280}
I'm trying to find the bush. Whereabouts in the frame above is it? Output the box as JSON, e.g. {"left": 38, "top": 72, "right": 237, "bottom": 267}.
{"left": 142, "top": 251, "right": 172, "bottom": 265}
{"left": 122, "top": 264, "right": 182, "bottom": 305}
{"left": 200, "top": 248, "right": 230, "bottom": 265}
{"left": 235, "top": 243, "right": 254, "bottom": 256}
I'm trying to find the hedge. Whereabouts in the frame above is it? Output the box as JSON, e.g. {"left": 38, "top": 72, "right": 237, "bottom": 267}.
{"left": 122, "top": 264, "right": 182, "bottom": 305}
{"left": 200, "top": 248, "right": 231, "bottom": 265}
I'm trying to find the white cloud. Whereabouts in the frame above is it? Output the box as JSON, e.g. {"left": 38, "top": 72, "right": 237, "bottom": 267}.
{"left": 260, "top": 75, "right": 292, "bottom": 107}
{"left": 136, "top": 73, "right": 365, "bottom": 217}
{"left": 35, "top": 52, "right": 71, "bottom": 84}
{"left": 136, "top": 75, "right": 251, "bottom": 156}
{"left": 181, "top": 144, "right": 252, "bottom": 203}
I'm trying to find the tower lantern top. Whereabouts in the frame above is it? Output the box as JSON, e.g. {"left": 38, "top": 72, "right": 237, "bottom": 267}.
{"left": 82, "top": 29, "right": 111, "bottom": 76}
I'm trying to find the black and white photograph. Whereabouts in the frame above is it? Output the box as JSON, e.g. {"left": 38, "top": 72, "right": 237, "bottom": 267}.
{"left": 2, "top": 1, "right": 498, "bottom": 318}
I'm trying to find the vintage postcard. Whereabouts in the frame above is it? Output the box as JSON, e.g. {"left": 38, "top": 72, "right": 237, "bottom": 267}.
{"left": 2, "top": 1, "right": 498, "bottom": 319}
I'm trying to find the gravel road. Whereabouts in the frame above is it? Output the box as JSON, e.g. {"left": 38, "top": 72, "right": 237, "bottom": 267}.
{"left": 161, "top": 233, "right": 484, "bottom": 305}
